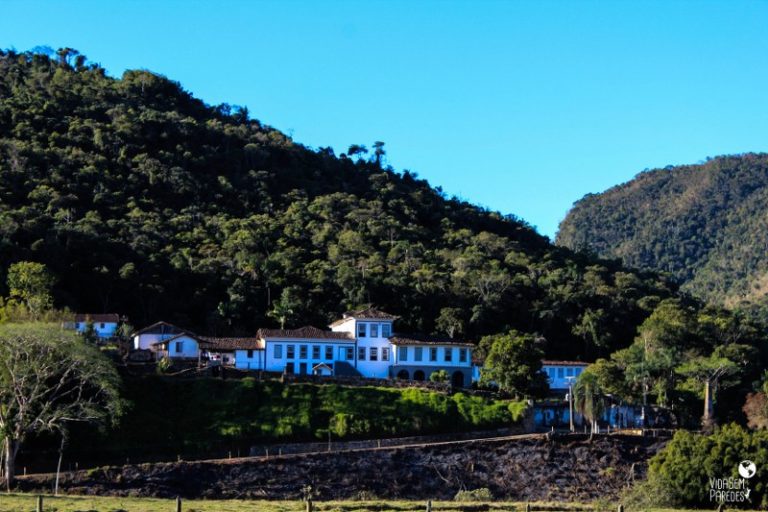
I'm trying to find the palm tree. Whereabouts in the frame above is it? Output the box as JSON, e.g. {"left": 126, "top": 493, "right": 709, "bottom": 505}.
{"left": 573, "top": 370, "right": 605, "bottom": 440}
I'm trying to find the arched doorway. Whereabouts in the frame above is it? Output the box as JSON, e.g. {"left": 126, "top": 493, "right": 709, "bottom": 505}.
{"left": 396, "top": 369, "right": 409, "bottom": 380}
{"left": 451, "top": 371, "right": 465, "bottom": 388}
{"left": 413, "top": 370, "right": 425, "bottom": 381}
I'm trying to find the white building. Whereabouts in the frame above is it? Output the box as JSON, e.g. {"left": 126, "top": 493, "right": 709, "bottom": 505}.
{"left": 132, "top": 321, "right": 187, "bottom": 351}
{"left": 68, "top": 314, "right": 121, "bottom": 339}
{"left": 153, "top": 333, "right": 212, "bottom": 360}
{"left": 131, "top": 308, "right": 478, "bottom": 386}
{"left": 541, "top": 360, "right": 589, "bottom": 390}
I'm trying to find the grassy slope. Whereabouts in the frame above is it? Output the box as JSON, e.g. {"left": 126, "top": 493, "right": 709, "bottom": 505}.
{"left": 37, "top": 377, "right": 525, "bottom": 467}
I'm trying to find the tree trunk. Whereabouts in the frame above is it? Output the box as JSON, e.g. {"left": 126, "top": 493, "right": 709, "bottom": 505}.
{"left": 702, "top": 379, "right": 715, "bottom": 432}
{"left": 4, "top": 437, "right": 18, "bottom": 492}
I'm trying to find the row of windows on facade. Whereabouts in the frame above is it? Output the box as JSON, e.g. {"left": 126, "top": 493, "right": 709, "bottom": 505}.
{"left": 75, "top": 322, "right": 109, "bottom": 329}
{"left": 269, "top": 344, "right": 469, "bottom": 364}
{"left": 356, "top": 322, "right": 391, "bottom": 338}
{"left": 545, "top": 366, "right": 584, "bottom": 379}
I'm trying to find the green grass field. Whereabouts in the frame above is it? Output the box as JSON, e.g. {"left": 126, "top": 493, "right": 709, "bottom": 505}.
{"left": 0, "top": 495, "right": 745, "bottom": 512}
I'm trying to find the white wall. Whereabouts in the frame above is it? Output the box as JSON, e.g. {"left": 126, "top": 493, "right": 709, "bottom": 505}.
{"left": 165, "top": 335, "right": 200, "bottom": 359}
{"left": 234, "top": 349, "right": 263, "bottom": 370}
{"left": 393, "top": 345, "right": 472, "bottom": 367}
{"left": 264, "top": 339, "right": 355, "bottom": 374}
{"left": 135, "top": 333, "right": 172, "bottom": 350}
{"left": 354, "top": 320, "right": 394, "bottom": 378}
{"left": 543, "top": 364, "right": 586, "bottom": 389}
{"left": 75, "top": 322, "right": 118, "bottom": 338}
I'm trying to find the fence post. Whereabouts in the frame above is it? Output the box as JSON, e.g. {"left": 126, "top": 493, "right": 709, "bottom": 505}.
{"left": 36, "top": 495, "right": 43, "bottom": 512}
{"left": 525, "top": 502, "right": 532, "bottom": 512}
{"left": 618, "top": 505, "right": 625, "bottom": 512}
{"left": 306, "top": 497, "right": 313, "bottom": 512}
{"left": 425, "top": 499, "right": 432, "bottom": 512}
{"left": 175, "top": 496, "right": 182, "bottom": 512}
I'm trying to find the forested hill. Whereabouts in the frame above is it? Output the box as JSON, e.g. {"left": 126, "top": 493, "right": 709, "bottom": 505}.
{"left": 0, "top": 48, "right": 682, "bottom": 359}
{"left": 557, "top": 153, "right": 768, "bottom": 315}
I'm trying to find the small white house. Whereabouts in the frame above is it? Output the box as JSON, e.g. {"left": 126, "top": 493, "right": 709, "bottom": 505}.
{"left": 312, "top": 363, "right": 334, "bottom": 376}
{"left": 153, "top": 333, "right": 212, "bottom": 360}
{"left": 69, "top": 314, "right": 121, "bottom": 339}
{"left": 542, "top": 360, "right": 589, "bottom": 390}
{"left": 132, "top": 321, "right": 187, "bottom": 351}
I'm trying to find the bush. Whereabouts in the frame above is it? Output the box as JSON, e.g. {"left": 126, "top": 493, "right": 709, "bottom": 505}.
{"left": 454, "top": 488, "right": 493, "bottom": 501}
{"left": 629, "top": 423, "right": 768, "bottom": 508}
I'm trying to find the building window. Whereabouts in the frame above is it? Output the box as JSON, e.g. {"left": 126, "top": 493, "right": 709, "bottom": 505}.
{"left": 100, "top": 322, "right": 105, "bottom": 329}
{"left": 575, "top": 367, "right": 582, "bottom": 375}
{"left": 175, "top": 341, "right": 183, "bottom": 353}
{"left": 345, "top": 347, "right": 354, "bottom": 360}
{"left": 299, "top": 345, "right": 308, "bottom": 359}
{"left": 557, "top": 367, "right": 564, "bottom": 378}
{"left": 75, "top": 322, "right": 80, "bottom": 329}
{"left": 274, "top": 344, "right": 283, "bottom": 359}
{"left": 325, "top": 345, "right": 333, "bottom": 359}
{"left": 312, "top": 345, "right": 321, "bottom": 359}
{"left": 382, "top": 323, "right": 391, "bottom": 337}
{"left": 429, "top": 347, "right": 438, "bottom": 362}
{"left": 566, "top": 367, "right": 573, "bottom": 377}
{"left": 358, "top": 347, "right": 366, "bottom": 361}
{"left": 415, "top": 347, "right": 423, "bottom": 362}
{"left": 382, "top": 347, "right": 390, "bottom": 361}
{"left": 287, "top": 345, "right": 295, "bottom": 359}
{"left": 398, "top": 346, "right": 408, "bottom": 361}
{"left": 370, "top": 347, "right": 378, "bottom": 361}
{"left": 285, "top": 362, "right": 295, "bottom": 374}
{"left": 370, "top": 323, "right": 379, "bottom": 337}
{"left": 247, "top": 349, "right": 254, "bottom": 358}
{"left": 459, "top": 348, "right": 467, "bottom": 363}
{"left": 357, "top": 323, "right": 366, "bottom": 338}
{"left": 444, "top": 347, "right": 452, "bottom": 362}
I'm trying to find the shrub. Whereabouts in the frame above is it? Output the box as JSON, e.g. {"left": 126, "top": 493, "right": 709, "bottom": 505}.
{"left": 629, "top": 423, "right": 768, "bottom": 508}
{"left": 454, "top": 487, "right": 493, "bottom": 501}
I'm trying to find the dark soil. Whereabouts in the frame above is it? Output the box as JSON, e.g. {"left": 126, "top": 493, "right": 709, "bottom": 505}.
{"left": 17, "top": 434, "right": 666, "bottom": 502}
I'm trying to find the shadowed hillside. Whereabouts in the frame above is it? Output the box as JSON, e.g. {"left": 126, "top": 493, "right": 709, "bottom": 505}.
{"left": 557, "top": 153, "right": 768, "bottom": 319}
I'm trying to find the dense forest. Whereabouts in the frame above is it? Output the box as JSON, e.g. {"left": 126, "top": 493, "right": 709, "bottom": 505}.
{"left": 557, "top": 153, "right": 768, "bottom": 320}
{"left": 0, "top": 47, "right": 757, "bottom": 363}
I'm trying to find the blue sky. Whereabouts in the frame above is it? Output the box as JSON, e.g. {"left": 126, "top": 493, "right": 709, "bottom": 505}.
{"left": 2, "top": 1, "right": 767, "bottom": 238}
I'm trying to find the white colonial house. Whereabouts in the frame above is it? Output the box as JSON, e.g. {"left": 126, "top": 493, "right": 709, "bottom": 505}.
{"left": 542, "top": 360, "right": 589, "bottom": 391}
{"left": 67, "top": 313, "right": 121, "bottom": 338}
{"left": 132, "top": 321, "right": 187, "bottom": 351}
{"left": 130, "top": 308, "right": 479, "bottom": 387}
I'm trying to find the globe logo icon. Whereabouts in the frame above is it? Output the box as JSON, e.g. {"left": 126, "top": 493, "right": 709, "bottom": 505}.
{"left": 739, "top": 460, "right": 757, "bottom": 479}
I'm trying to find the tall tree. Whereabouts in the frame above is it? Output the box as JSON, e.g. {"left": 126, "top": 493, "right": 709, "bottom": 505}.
{"left": 479, "top": 330, "right": 548, "bottom": 398}
{"left": 0, "top": 323, "right": 122, "bottom": 490}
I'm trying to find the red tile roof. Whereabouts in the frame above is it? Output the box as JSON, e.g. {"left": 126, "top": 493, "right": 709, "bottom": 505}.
{"left": 329, "top": 307, "right": 399, "bottom": 327}
{"left": 541, "top": 360, "right": 591, "bottom": 366}
{"left": 74, "top": 313, "right": 121, "bottom": 323}
{"left": 388, "top": 335, "right": 474, "bottom": 348}
{"left": 200, "top": 337, "right": 263, "bottom": 350}
{"left": 257, "top": 326, "right": 355, "bottom": 341}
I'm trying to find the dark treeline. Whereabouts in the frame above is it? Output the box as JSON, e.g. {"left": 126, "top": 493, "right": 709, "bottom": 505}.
{"left": 0, "top": 47, "right": 750, "bottom": 361}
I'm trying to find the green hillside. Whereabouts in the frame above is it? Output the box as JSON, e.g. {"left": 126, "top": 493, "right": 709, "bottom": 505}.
{"left": 557, "top": 153, "right": 768, "bottom": 317}
{"left": 0, "top": 47, "right": 696, "bottom": 360}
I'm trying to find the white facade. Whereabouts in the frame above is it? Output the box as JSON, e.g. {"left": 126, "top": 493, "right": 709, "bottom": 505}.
{"left": 263, "top": 337, "right": 355, "bottom": 375}
{"left": 331, "top": 317, "right": 394, "bottom": 379}
{"left": 156, "top": 334, "right": 203, "bottom": 359}
{"left": 73, "top": 321, "right": 118, "bottom": 338}
{"left": 132, "top": 322, "right": 185, "bottom": 351}
{"left": 542, "top": 361, "right": 588, "bottom": 390}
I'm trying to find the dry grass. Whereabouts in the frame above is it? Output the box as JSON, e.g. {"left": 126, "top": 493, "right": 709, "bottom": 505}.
{"left": 0, "top": 494, "right": 750, "bottom": 512}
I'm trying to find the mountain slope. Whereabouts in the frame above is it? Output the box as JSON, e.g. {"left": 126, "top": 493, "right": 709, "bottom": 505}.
{"left": 0, "top": 48, "right": 682, "bottom": 359}
{"left": 557, "top": 153, "right": 768, "bottom": 312}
